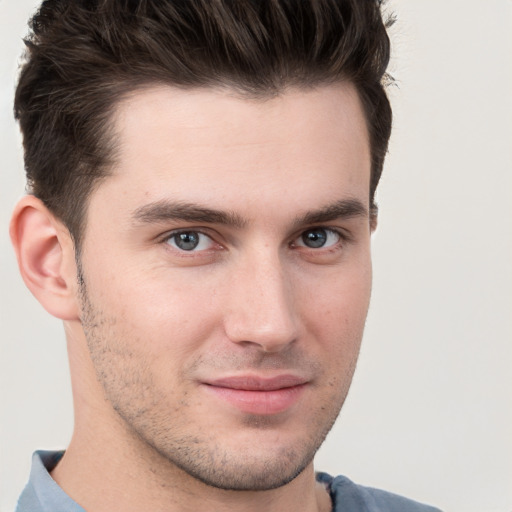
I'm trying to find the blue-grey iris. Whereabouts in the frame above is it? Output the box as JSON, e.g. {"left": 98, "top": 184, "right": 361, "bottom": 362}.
{"left": 174, "top": 232, "right": 200, "bottom": 251}
{"left": 302, "top": 228, "right": 327, "bottom": 248}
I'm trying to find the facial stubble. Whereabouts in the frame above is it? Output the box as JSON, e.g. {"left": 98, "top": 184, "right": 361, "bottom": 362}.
{"left": 76, "top": 264, "right": 360, "bottom": 491}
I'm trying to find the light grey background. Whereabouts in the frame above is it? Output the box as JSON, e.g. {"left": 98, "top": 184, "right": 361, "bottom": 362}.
{"left": 1, "top": 1, "right": 511, "bottom": 511}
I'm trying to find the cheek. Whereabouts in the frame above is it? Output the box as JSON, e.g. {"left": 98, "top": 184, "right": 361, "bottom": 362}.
{"left": 299, "top": 260, "right": 372, "bottom": 339}
{"left": 295, "top": 259, "right": 371, "bottom": 392}
{"left": 93, "top": 269, "right": 222, "bottom": 359}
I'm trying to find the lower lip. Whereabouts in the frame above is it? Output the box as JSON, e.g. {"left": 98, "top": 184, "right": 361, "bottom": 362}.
{"left": 204, "top": 384, "right": 306, "bottom": 415}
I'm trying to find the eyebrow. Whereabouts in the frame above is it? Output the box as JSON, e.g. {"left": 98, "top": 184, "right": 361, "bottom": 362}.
{"left": 132, "top": 200, "right": 247, "bottom": 228}
{"left": 131, "top": 198, "right": 369, "bottom": 229}
{"left": 292, "top": 198, "right": 369, "bottom": 228}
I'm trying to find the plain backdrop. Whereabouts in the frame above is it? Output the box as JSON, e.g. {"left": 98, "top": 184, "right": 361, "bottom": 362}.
{"left": 1, "top": 1, "right": 511, "bottom": 511}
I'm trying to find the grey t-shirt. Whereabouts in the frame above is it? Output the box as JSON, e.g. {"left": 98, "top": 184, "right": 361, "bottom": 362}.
{"left": 16, "top": 451, "right": 442, "bottom": 512}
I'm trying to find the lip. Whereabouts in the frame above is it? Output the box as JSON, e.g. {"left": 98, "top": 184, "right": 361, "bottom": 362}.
{"left": 202, "top": 374, "right": 308, "bottom": 415}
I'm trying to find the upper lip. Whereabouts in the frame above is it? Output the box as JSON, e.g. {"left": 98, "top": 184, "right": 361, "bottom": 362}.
{"left": 204, "top": 374, "right": 308, "bottom": 391}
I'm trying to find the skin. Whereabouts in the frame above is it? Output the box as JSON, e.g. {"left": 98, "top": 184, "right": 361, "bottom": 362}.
{"left": 11, "top": 83, "right": 374, "bottom": 512}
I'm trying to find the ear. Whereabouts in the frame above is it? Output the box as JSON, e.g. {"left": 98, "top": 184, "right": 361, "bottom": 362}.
{"left": 10, "top": 195, "right": 80, "bottom": 321}
{"left": 370, "top": 208, "right": 378, "bottom": 233}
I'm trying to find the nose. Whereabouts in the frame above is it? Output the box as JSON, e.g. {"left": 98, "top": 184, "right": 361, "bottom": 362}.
{"left": 223, "top": 251, "right": 299, "bottom": 353}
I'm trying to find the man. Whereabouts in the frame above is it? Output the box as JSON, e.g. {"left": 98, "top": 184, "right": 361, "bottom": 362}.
{"left": 9, "top": 1, "right": 441, "bottom": 511}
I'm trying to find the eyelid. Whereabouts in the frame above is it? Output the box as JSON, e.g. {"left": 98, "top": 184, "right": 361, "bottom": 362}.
{"left": 291, "top": 226, "right": 351, "bottom": 247}
{"left": 161, "top": 228, "right": 220, "bottom": 252}
{"left": 157, "top": 224, "right": 352, "bottom": 253}
{"left": 160, "top": 226, "right": 212, "bottom": 240}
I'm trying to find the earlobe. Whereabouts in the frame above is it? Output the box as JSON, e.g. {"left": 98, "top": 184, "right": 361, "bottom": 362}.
{"left": 370, "top": 212, "right": 378, "bottom": 233}
{"left": 10, "top": 195, "right": 80, "bottom": 321}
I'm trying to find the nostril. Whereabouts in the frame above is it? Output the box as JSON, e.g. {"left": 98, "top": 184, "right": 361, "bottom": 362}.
{"left": 223, "top": 312, "right": 298, "bottom": 353}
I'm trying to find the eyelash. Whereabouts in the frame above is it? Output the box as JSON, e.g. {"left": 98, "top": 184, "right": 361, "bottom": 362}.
{"left": 161, "top": 229, "right": 219, "bottom": 253}
{"left": 291, "top": 227, "right": 348, "bottom": 250}
{"left": 160, "top": 226, "right": 350, "bottom": 254}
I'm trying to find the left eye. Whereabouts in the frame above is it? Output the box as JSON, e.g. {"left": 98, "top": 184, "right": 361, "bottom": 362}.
{"left": 295, "top": 228, "right": 341, "bottom": 249}
{"left": 166, "top": 231, "right": 214, "bottom": 251}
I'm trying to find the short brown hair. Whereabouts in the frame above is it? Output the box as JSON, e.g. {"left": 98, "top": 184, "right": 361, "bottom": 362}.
{"left": 15, "top": 0, "right": 393, "bottom": 249}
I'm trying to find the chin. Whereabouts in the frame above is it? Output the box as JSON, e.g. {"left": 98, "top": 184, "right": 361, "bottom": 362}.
{"left": 173, "top": 448, "right": 311, "bottom": 491}
{"left": 146, "top": 422, "right": 331, "bottom": 492}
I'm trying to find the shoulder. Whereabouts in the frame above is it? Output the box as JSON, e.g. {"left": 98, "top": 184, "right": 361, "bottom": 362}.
{"left": 316, "top": 472, "right": 443, "bottom": 512}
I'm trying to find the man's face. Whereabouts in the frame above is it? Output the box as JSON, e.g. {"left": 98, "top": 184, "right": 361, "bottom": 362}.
{"left": 76, "top": 84, "right": 373, "bottom": 490}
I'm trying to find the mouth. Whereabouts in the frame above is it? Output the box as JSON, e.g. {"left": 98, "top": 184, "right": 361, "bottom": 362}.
{"left": 202, "top": 374, "right": 308, "bottom": 415}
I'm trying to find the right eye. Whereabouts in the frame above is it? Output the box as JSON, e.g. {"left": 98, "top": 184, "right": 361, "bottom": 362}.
{"left": 165, "top": 231, "right": 215, "bottom": 252}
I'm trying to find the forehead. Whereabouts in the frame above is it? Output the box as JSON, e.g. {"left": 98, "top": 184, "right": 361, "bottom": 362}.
{"left": 92, "top": 83, "right": 371, "bottom": 224}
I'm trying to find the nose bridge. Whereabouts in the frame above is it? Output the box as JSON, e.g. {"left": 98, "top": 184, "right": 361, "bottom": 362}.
{"left": 224, "top": 246, "right": 298, "bottom": 352}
